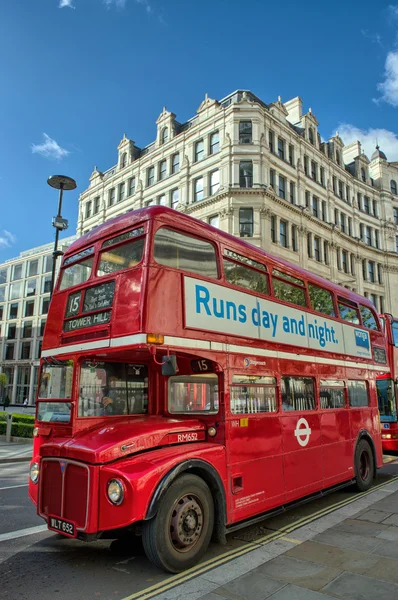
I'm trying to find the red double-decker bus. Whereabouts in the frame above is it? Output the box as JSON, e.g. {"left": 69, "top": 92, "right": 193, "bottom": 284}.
{"left": 29, "top": 206, "right": 386, "bottom": 573}
{"left": 377, "top": 314, "right": 398, "bottom": 451}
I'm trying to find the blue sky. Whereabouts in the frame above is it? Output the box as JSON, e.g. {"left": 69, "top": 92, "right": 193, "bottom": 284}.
{"left": 1, "top": 0, "right": 398, "bottom": 260}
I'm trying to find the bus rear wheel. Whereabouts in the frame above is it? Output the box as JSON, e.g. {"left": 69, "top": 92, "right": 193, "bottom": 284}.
{"left": 142, "top": 474, "right": 214, "bottom": 573}
{"left": 354, "top": 439, "right": 374, "bottom": 492}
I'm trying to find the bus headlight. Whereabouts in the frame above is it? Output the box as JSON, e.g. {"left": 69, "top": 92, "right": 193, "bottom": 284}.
{"left": 107, "top": 479, "right": 124, "bottom": 505}
{"left": 30, "top": 462, "right": 40, "bottom": 484}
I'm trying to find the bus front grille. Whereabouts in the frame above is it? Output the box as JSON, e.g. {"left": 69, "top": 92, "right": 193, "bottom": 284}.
{"left": 39, "top": 458, "right": 90, "bottom": 531}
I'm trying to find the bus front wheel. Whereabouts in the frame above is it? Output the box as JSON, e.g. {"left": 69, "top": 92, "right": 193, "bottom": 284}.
{"left": 354, "top": 439, "right": 374, "bottom": 492}
{"left": 142, "top": 474, "right": 214, "bottom": 573}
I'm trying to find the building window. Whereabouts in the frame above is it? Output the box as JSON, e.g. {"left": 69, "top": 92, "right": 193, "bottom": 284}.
{"left": 268, "top": 130, "right": 274, "bottom": 152}
{"left": 289, "top": 145, "right": 294, "bottom": 165}
{"left": 308, "top": 127, "right": 314, "bottom": 145}
{"left": 239, "top": 161, "right": 253, "bottom": 188}
{"left": 239, "top": 208, "right": 253, "bottom": 238}
{"left": 161, "top": 127, "right": 168, "bottom": 145}
{"left": 40, "top": 320, "right": 46, "bottom": 337}
{"left": 108, "top": 188, "right": 115, "bottom": 206}
{"left": 158, "top": 194, "right": 167, "bottom": 206}
{"left": 12, "top": 264, "right": 23, "bottom": 281}
{"left": 289, "top": 181, "right": 295, "bottom": 204}
{"left": 311, "top": 161, "right": 317, "bottom": 181}
{"left": 41, "top": 297, "right": 50, "bottom": 315}
{"left": 210, "top": 170, "right": 220, "bottom": 195}
{"left": 336, "top": 150, "right": 341, "bottom": 165}
{"left": 5, "top": 344, "right": 14, "bottom": 360}
{"left": 20, "top": 342, "right": 31, "bottom": 360}
{"left": 209, "top": 215, "right": 219, "bottom": 228}
{"left": 171, "top": 188, "right": 179, "bottom": 208}
{"left": 280, "top": 220, "right": 288, "bottom": 247}
{"left": 336, "top": 249, "right": 341, "bottom": 271}
{"left": 194, "top": 139, "right": 205, "bottom": 162}
{"left": 340, "top": 213, "right": 346, "bottom": 234}
{"left": 93, "top": 196, "right": 100, "bottom": 214}
{"left": 28, "top": 260, "right": 38, "bottom": 277}
{"left": 0, "top": 268, "right": 8, "bottom": 284}
{"left": 159, "top": 159, "right": 167, "bottom": 181}
{"left": 342, "top": 250, "right": 348, "bottom": 273}
{"left": 0, "top": 304, "right": 3, "bottom": 320}
{"left": 194, "top": 177, "right": 204, "bottom": 202}
{"left": 85, "top": 201, "right": 92, "bottom": 218}
{"left": 307, "top": 233, "right": 313, "bottom": 258}
{"left": 362, "top": 259, "right": 367, "bottom": 280}
{"left": 314, "top": 237, "right": 321, "bottom": 262}
{"left": 129, "top": 177, "right": 135, "bottom": 196}
{"left": 42, "top": 275, "right": 51, "bottom": 294}
{"left": 271, "top": 216, "right": 276, "bottom": 243}
{"left": 372, "top": 200, "right": 378, "bottom": 217}
{"left": 312, "top": 196, "right": 319, "bottom": 218}
{"left": 322, "top": 201, "right": 327, "bottom": 222}
{"left": 270, "top": 169, "right": 276, "bottom": 189}
{"left": 9, "top": 303, "right": 18, "bottom": 319}
{"left": 118, "top": 182, "right": 125, "bottom": 202}
{"left": 391, "top": 180, "right": 397, "bottom": 195}
{"left": 25, "top": 279, "right": 37, "bottom": 297}
{"left": 394, "top": 208, "right": 398, "bottom": 225}
{"left": 10, "top": 283, "right": 21, "bottom": 300}
{"left": 291, "top": 225, "right": 298, "bottom": 252}
{"left": 346, "top": 185, "right": 351, "bottom": 204}
{"left": 25, "top": 300, "right": 34, "bottom": 317}
{"left": 363, "top": 196, "right": 370, "bottom": 214}
{"left": 278, "top": 138, "right": 285, "bottom": 160}
{"left": 320, "top": 167, "right": 325, "bottom": 186}
{"left": 8, "top": 323, "right": 16, "bottom": 339}
{"left": 278, "top": 175, "right": 286, "bottom": 199}
{"left": 375, "top": 230, "right": 380, "bottom": 249}
{"left": 350, "top": 254, "right": 356, "bottom": 275}
{"left": 210, "top": 131, "right": 219, "bottom": 154}
{"left": 23, "top": 321, "right": 32, "bottom": 338}
{"left": 305, "top": 191, "right": 310, "bottom": 208}
{"left": 239, "top": 121, "right": 252, "bottom": 144}
{"left": 172, "top": 153, "right": 180, "bottom": 174}
{"left": 304, "top": 156, "right": 308, "bottom": 176}
{"left": 396, "top": 236, "right": 398, "bottom": 252}
{"left": 332, "top": 176, "right": 337, "bottom": 194}
{"left": 361, "top": 167, "right": 366, "bottom": 182}
{"left": 368, "top": 261, "right": 375, "bottom": 282}
{"left": 147, "top": 166, "right": 155, "bottom": 186}
{"left": 365, "top": 226, "right": 372, "bottom": 246}
{"left": 36, "top": 341, "right": 43, "bottom": 359}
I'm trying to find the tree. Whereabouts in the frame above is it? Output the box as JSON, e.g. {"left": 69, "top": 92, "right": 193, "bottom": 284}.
{"left": 0, "top": 373, "right": 7, "bottom": 402}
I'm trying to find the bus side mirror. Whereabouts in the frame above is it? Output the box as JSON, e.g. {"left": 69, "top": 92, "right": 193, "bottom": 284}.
{"left": 162, "top": 355, "right": 178, "bottom": 376}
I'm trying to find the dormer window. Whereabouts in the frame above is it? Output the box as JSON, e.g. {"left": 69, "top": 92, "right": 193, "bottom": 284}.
{"left": 161, "top": 127, "right": 169, "bottom": 145}
{"left": 121, "top": 152, "right": 127, "bottom": 168}
{"left": 361, "top": 168, "right": 366, "bottom": 183}
{"left": 336, "top": 150, "right": 340, "bottom": 166}
{"left": 308, "top": 127, "right": 314, "bottom": 145}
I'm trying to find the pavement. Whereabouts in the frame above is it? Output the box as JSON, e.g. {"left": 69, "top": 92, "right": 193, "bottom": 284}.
{"left": 149, "top": 468, "right": 398, "bottom": 600}
{"left": 0, "top": 439, "right": 33, "bottom": 463}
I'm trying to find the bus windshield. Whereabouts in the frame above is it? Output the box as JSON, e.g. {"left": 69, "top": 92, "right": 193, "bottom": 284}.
{"left": 78, "top": 361, "right": 148, "bottom": 417}
{"left": 377, "top": 378, "right": 397, "bottom": 422}
{"left": 37, "top": 361, "right": 74, "bottom": 423}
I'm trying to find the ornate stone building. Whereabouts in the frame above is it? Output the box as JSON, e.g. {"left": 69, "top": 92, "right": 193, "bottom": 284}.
{"left": 77, "top": 90, "right": 398, "bottom": 314}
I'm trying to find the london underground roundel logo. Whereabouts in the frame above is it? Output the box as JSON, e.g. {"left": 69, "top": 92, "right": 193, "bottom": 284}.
{"left": 294, "top": 418, "right": 312, "bottom": 447}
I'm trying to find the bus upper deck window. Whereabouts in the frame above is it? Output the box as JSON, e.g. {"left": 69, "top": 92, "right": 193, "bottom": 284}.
{"left": 359, "top": 305, "right": 379, "bottom": 331}
{"left": 154, "top": 228, "right": 218, "bottom": 279}
{"left": 272, "top": 270, "right": 307, "bottom": 308}
{"left": 308, "top": 283, "right": 335, "bottom": 317}
{"left": 338, "top": 300, "right": 360, "bottom": 324}
{"left": 98, "top": 238, "right": 145, "bottom": 276}
{"left": 60, "top": 257, "right": 94, "bottom": 291}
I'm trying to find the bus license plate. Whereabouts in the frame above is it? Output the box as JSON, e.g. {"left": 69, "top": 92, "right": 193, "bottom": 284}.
{"left": 48, "top": 516, "right": 76, "bottom": 538}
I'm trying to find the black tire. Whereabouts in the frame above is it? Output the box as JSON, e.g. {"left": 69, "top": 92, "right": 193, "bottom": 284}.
{"left": 142, "top": 474, "right": 214, "bottom": 573}
{"left": 354, "top": 439, "right": 374, "bottom": 492}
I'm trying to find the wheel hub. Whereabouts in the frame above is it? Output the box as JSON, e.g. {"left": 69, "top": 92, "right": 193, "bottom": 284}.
{"left": 170, "top": 494, "right": 203, "bottom": 551}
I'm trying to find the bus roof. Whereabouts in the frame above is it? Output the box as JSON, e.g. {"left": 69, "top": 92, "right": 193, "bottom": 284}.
{"left": 64, "top": 206, "right": 375, "bottom": 310}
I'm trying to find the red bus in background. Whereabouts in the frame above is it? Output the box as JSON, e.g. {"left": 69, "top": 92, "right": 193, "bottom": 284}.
{"left": 29, "top": 206, "right": 386, "bottom": 573}
{"left": 377, "top": 314, "right": 398, "bottom": 451}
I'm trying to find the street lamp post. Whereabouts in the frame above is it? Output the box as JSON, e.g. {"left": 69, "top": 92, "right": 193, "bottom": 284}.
{"left": 47, "top": 175, "right": 77, "bottom": 296}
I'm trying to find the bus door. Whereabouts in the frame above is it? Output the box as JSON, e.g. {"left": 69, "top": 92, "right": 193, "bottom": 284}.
{"left": 377, "top": 378, "right": 397, "bottom": 424}
{"left": 280, "top": 375, "right": 323, "bottom": 502}
{"left": 227, "top": 373, "right": 285, "bottom": 522}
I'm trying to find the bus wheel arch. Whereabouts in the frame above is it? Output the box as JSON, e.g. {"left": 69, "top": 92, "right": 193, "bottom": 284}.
{"left": 145, "top": 459, "right": 227, "bottom": 544}
{"left": 354, "top": 431, "right": 376, "bottom": 492}
{"left": 142, "top": 472, "right": 215, "bottom": 572}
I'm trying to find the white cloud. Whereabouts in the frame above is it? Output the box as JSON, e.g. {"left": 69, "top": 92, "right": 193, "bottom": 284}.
{"left": 361, "top": 29, "right": 382, "bottom": 47}
{"left": 31, "top": 133, "right": 70, "bottom": 161}
{"left": 59, "top": 0, "right": 75, "bottom": 8}
{"left": 103, "top": 0, "right": 127, "bottom": 8}
{"left": 103, "top": 0, "right": 154, "bottom": 13}
{"left": 375, "top": 51, "right": 398, "bottom": 107}
{"left": 388, "top": 4, "right": 398, "bottom": 19}
{"left": 336, "top": 123, "right": 398, "bottom": 161}
{"left": 0, "top": 230, "right": 16, "bottom": 249}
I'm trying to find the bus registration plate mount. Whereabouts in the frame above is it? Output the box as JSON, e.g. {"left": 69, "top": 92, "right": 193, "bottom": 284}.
{"left": 48, "top": 516, "right": 76, "bottom": 538}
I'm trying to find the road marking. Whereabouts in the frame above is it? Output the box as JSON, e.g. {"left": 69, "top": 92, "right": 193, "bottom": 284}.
{"left": 0, "top": 525, "right": 48, "bottom": 543}
{"left": 0, "top": 484, "right": 28, "bottom": 491}
{"left": 119, "top": 475, "right": 398, "bottom": 600}
{"left": 280, "top": 536, "right": 302, "bottom": 544}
